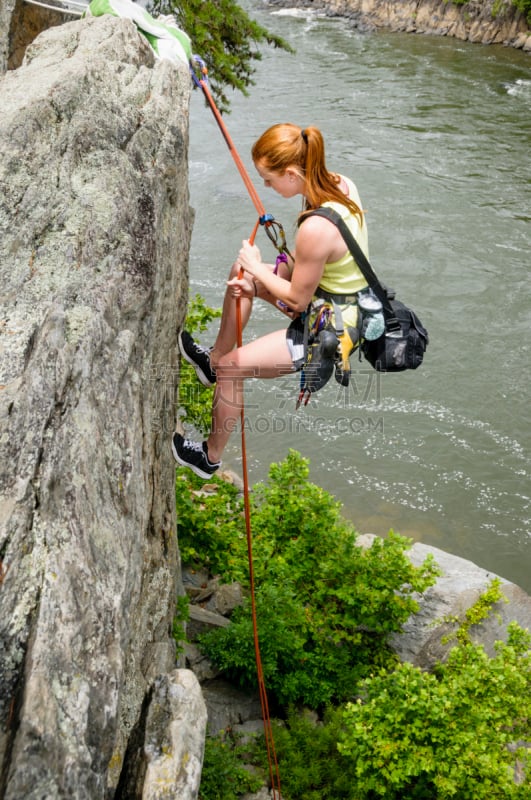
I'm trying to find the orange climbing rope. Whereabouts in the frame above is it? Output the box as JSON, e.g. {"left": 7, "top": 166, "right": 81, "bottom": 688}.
{"left": 190, "top": 56, "right": 292, "bottom": 263}
{"left": 191, "top": 57, "right": 283, "bottom": 798}
{"left": 236, "top": 275, "right": 282, "bottom": 799}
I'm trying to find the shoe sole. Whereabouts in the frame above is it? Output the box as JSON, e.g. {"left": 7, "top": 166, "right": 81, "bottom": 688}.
{"left": 171, "top": 437, "right": 218, "bottom": 480}
{"left": 178, "top": 332, "right": 215, "bottom": 388}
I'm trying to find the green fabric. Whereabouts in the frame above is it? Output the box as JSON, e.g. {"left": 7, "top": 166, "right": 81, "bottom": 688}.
{"left": 87, "top": 0, "right": 192, "bottom": 65}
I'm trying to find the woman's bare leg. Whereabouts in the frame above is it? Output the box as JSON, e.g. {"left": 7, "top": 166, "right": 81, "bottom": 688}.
{"left": 210, "top": 260, "right": 293, "bottom": 367}
{"left": 210, "top": 262, "right": 253, "bottom": 365}
{"left": 206, "top": 328, "right": 293, "bottom": 462}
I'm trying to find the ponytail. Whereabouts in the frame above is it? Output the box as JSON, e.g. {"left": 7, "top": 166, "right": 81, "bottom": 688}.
{"left": 301, "top": 126, "right": 363, "bottom": 221}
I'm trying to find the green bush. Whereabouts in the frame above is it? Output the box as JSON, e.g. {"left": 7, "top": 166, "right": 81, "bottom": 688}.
{"left": 243, "top": 612, "right": 531, "bottom": 799}
{"left": 338, "top": 613, "right": 531, "bottom": 798}
{"left": 190, "top": 450, "right": 439, "bottom": 708}
{"left": 249, "top": 707, "right": 359, "bottom": 800}
{"left": 199, "top": 732, "right": 262, "bottom": 800}
{"left": 175, "top": 467, "right": 249, "bottom": 581}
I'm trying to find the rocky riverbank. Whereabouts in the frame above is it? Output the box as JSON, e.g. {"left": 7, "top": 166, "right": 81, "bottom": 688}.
{"left": 266, "top": 0, "right": 531, "bottom": 51}
{"left": 184, "top": 535, "right": 531, "bottom": 798}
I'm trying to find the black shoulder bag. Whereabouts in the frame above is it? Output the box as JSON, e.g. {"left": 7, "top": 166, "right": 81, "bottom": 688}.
{"left": 306, "top": 207, "right": 429, "bottom": 372}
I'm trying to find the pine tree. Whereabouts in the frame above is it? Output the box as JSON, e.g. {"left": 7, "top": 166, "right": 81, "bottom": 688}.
{"left": 150, "top": 0, "right": 293, "bottom": 112}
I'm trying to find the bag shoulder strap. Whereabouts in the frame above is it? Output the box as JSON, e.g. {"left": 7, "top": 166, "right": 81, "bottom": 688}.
{"left": 301, "top": 206, "right": 400, "bottom": 330}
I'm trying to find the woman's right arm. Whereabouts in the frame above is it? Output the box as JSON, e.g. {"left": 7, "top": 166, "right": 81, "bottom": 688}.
{"left": 236, "top": 216, "right": 336, "bottom": 312}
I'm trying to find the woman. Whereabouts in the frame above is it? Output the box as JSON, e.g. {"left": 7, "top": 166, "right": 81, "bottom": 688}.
{"left": 173, "top": 123, "right": 370, "bottom": 479}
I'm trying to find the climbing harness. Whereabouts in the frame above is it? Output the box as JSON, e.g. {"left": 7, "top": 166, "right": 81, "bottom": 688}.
{"left": 190, "top": 55, "right": 283, "bottom": 799}
{"left": 288, "top": 292, "right": 360, "bottom": 408}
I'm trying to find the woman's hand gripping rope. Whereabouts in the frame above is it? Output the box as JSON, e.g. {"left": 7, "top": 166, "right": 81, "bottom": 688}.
{"left": 227, "top": 272, "right": 258, "bottom": 299}
{"left": 232, "top": 239, "right": 296, "bottom": 316}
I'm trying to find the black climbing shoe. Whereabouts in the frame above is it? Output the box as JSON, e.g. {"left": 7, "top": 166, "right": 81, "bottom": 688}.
{"left": 179, "top": 331, "right": 216, "bottom": 387}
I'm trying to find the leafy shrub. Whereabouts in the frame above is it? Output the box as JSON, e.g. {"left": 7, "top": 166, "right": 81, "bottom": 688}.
{"left": 194, "top": 450, "right": 439, "bottom": 708}
{"left": 175, "top": 467, "right": 248, "bottom": 581}
{"left": 244, "top": 606, "right": 531, "bottom": 799}
{"left": 199, "top": 732, "right": 262, "bottom": 800}
{"left": 249, "top": 706, "right": 359, "bottom": 800}
{"left": 338, "top": 609, "right": 531, "bottom": 798}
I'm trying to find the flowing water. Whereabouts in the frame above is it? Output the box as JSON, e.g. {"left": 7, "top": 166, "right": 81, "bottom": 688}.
{"left": 186, "top": 4, "right": 531, "bottom": 591}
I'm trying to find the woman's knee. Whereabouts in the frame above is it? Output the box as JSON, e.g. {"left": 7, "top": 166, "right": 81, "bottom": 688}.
{"left": 228, "top": 261, "right": 240, "bottom": 280}
{"left": 216, "top": 351, "right": 244, "bottom": 376}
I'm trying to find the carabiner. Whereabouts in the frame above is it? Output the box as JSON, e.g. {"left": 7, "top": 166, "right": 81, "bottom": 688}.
{"left": 189, "top": 54, "right": 208, "bottom": 88}
{"left": 262, "top": 218, "right": 293, "bottom": 259}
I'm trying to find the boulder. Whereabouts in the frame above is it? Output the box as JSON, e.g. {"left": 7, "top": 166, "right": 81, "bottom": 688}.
{"left": 390, "top": 542, "right": 531, "bottom": 669}
{"left": 142, "top": 670, "right": 207, "bottom": 800}
{"left": 0, "top": 14, "right": 194, "bottom": 798}
{"left": 188, "top": 605, "right": 232, "bottom": 641}
{"left": 201, "top": 679, "right": 263, "bottom": 736}
{"left": 205, "top": 581, "right": 244, "bottom": 616}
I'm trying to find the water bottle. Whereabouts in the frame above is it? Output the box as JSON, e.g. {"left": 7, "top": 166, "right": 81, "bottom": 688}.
{"left": 358, "top": 289, "right": 385, "bottom": 340}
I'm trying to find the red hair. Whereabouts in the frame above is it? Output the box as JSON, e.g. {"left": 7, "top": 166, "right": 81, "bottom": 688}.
{"left": 251, "top": 123, "right": 363, "bottom": 222}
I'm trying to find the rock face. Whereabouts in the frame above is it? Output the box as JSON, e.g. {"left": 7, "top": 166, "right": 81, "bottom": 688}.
{"left": 0, "top": 0, "right": 69, "bottom": 73}
{"left": 0, "top": 14, "right": 203, "bottom": 799}
{"left": 325, "top": 0, "right": 531, "bottom": 48}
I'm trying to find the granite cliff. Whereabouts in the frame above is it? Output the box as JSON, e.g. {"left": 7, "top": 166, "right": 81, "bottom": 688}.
{"left": 0, "top": 13, "right": 206, "bottom": 799}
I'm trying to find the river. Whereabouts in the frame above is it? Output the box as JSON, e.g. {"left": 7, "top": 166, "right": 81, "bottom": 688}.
{"left": 185, "top": 4, "right": 531, "bottom": 592}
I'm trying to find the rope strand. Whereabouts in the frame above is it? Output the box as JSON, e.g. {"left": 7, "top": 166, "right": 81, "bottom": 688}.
{"left": 237, "top": 244, "right": 282, "bottom": 799}
{"left": 195, "top": 74, "right": 266, "bottom": 218}
{"left": 192, "top": 55, "right": 282, "bottom": 798}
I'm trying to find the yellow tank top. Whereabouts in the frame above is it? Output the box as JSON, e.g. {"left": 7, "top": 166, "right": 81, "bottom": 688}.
{"left": 312, "top": 176, "right": 369, "bottom": 329}
{"left": 317, "top": 176, "right": 369, "bottom": 295}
